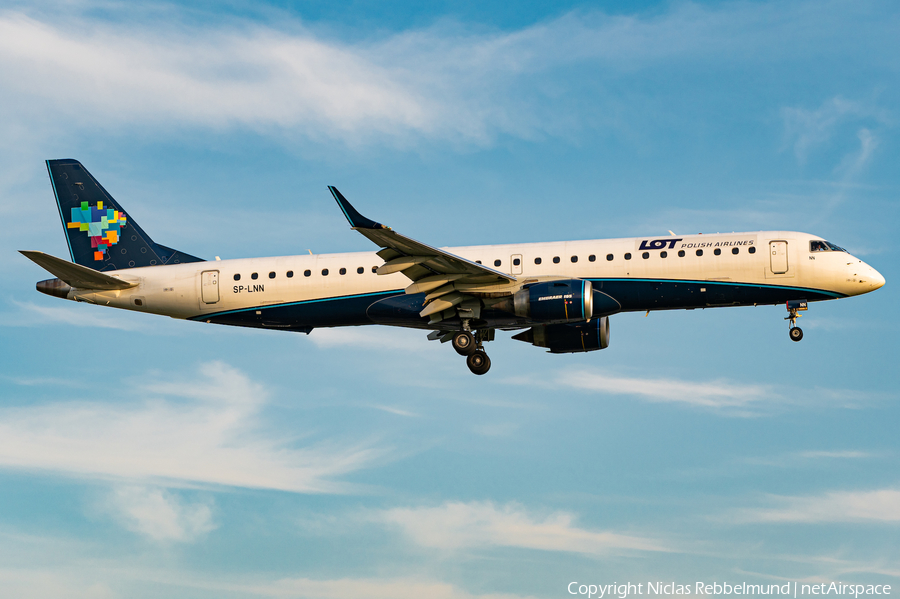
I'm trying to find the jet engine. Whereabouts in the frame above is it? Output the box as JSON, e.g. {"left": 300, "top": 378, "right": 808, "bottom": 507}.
{"left": 500, "top": 279, "right": 593, "bottom": 324}
{"left": 512, "top": 317, "right": 610, "bottom": 353}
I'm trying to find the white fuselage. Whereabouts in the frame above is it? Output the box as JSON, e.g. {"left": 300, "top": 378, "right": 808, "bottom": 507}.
{"left": 62, "top": 231, "right": 885, "bottom": 324}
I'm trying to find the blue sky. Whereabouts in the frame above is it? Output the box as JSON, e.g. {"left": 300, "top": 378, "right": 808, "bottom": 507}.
{"left": 1, "top": 1, "right": 899, "bottom": 597}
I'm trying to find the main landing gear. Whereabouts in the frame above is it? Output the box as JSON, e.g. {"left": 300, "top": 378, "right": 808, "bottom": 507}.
{"left": 452, "top": 328, "right": 492, "bottom": 375}
{"left": 785, "top": 299, "right": 808, "bottom": 342}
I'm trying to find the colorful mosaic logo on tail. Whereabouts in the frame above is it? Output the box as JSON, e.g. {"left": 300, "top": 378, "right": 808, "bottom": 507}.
{"left": 67, "top": 201, "right": 127, "bottom": 261}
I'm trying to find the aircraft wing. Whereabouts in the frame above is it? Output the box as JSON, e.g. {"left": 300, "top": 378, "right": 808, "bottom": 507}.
{"left": 20, "top": 250, "right": 138, "bottom": 290}
{"left": 329, "top": 187, "right": 517, "bottom": 319}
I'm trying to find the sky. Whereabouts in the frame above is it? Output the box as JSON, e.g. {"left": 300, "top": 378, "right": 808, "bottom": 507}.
{"left": 0, "top": 0, "right": 899, "bottom": 597}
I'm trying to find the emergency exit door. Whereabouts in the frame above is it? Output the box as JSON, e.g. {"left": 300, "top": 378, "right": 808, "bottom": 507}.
{"left": 769, "top": 241, "right": 788, "bottom": 274}
{"left": 511, "top": 254, "right": 523, "bottom": 275}
{"left": 201, "top": 270, "right": 220, "bottom": 303}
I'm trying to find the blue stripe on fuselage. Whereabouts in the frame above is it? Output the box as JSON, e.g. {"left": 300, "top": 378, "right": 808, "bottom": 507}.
{"left": 187, "top": 278, "right": 846, "bottom": 332}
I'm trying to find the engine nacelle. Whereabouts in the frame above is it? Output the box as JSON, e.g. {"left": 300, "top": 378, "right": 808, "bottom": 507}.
{"left": 512, "top": 317, "right": 610, "bottom": 353}
{"left": 507, "top": 279, "right": 593, "bottom": 324}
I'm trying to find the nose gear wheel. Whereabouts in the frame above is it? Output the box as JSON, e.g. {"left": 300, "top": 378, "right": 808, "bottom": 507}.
{"left": 785, "top": 300, "right": 807, "bottom": 342}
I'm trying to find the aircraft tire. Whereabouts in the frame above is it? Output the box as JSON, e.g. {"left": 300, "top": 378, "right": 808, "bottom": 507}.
{"left": 453, "top": 331, "right": 476, "bottom": 356}
{"left": 466, "top": 350, "right": 491, "bottom": 375}
{"left": 789, "top": 327, "right": 803, "bottom": 342}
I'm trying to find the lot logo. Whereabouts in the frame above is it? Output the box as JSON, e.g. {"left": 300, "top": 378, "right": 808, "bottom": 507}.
{"left": 639, "top": 238, "right": 683, "bottom": 250}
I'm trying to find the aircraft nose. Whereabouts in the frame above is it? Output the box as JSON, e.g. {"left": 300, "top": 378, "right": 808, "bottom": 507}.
{"left": 869, "top": 267, "right": 885, "bottom": 290}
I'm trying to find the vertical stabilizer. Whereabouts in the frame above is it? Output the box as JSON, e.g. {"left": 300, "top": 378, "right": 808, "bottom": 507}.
{"left": 47, "top": 159, "right": 204, "bottom": 271}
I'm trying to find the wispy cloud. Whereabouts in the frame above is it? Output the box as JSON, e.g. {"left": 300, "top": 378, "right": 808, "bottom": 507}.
{"left": 740, "top": 449, "right": 877, "bottom": 468}
{"left": 0, "top": 299, "right": 143, "bottom": 331}
{"left": 795, "top": 450, "right": 873, "bottom": 460}
{"left": 0, "top": 563, "right": 540, "bottom": 599}
{"left": 0, "top": 362, "right": 386, "bottom": 493}
{"left": 102, "top": 485, "right": 216, "bottom": 542}
{"left": 554, "top": 368, "right": 771, "bottom": 411}
{"left": 370, "top": 405, "right": 419, "bottom": 418}
{"left": 739, "top": 488, "right": 900, "bottom": 523}
{"left": 249, "top": 577, "right": 540, "bottom": 599}
{"left": 310, "top": 326, "right": 429, "bottom": 352}
{"left": 380, "top": 501, "right": 666, "bottom": 554}
{"left": 781, "top": 97, "right": 888, "bottom": 163}
{"left": 1, "top": 2, "right": 896, "bottom": 149}
{"left": 780, "top": 96, "right": 891, "bottom": 223}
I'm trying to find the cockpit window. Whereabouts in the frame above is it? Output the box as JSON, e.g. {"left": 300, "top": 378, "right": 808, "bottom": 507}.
{"left": 810, "top": 240, "right": 847, "bottom": 253}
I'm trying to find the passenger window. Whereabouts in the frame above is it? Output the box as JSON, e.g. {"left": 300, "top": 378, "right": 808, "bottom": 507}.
{"left": 513, "top": 258, "right": 521, "bottom": 266}
{"left": 357, "top": 267, "right": 364, "bottom": 274}
{"left": 494, "top": 259, "right": 501, "bottom": 267}
{"left": 234, "top": 274, "right": 241, "bottom": 281}
{"left": 553, "top": 256, "right": 560, "bottom": 264}
{"left": 624, "top": 253, "right": 632, "bottom": 260}
{"left": 714, "top": 248, "right": 721, "bottom": 256}
{"left": 606, "top": 254, "right": 613, "bottom": 261}
{"left": 571, "top": 256, "right": 578, "bottom": 263}
{"left": 535, "top": 257, "right": 542, "bottom": 265}
{"left": 322, "top": 269, "right": 329, "bottom": 276}
{"left": 476, "top": 260, "right": 482, "bottom": 264}
{"left": 642, "top": 252, "right": 649, "bottom": 259}
{"left": 732, "top": 248, "right": 739, "bottom": 255}
{"left": 678, "top": 250, "right": 685, "bottom": 257}
{"left": 269, "top": 271, "right": 276, "bottom": 279}
{"left": 589, "top": 255, "right": 596, "bottom": 262}
{"left": 339, "top": 267, "right": 346, "bottom": 275}
{"left": 748, "top": 247, "right": 756, "bottom": 254}
{"left": 372, "top": 266, "right": 377, "bottom": 273}
{"left": 304, "top": 270, "right": 311, "bottom": 277}
{"left": 660, "top": 251, "right": 667, "bottom": 258}
{"left": 696, "top": 249, "right": 703, "bottom": 256}
{"left": 251, "top": 272, "right": 258, "bottom": 280}
{"left": 287, "top": 271, "right": 293, "bottom": 278}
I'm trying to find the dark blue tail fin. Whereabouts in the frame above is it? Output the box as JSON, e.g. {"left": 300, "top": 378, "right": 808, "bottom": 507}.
{"left": 47, "top": 159, "right": 204, "bottom": 271}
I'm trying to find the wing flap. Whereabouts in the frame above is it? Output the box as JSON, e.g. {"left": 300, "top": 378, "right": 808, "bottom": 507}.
{"left": 20, "top": 250, "right": 138, "bottom": 290}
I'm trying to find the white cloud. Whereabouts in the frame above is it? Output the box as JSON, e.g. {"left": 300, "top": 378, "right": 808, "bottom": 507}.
{"left": 795, "top": 450, "right": 872, "bottom": 460}
{"left": 104, "top": 485, "right": 216, "bottom": 542}
{"left": 781, "top": 97, "right": 884, "bottom": 162}
{"left": 371, "top": 405, "right": 419, "bottom": 417}
{"left": 0, "top": 2, "right": 894, "bottom": 148}
{"left": 310, "top": 326, "right": 429, "bottom": 352}
{"left": 556, "top": 369, "right": 770, "bottom": 410}
{"left": 0, "top": 564, "right": 538, "bottom": 599}
{"left": 380, "top": 501, "right": 665, "bottom": 554}
{"left": 740, "top": 449, "right": 876, "bottom": 468}
{"left": 835, "top": 128, "right": 879, "bottom": 177}
{"left": 0, "top": 362, "right": 385, "bottom": 493}
{"left": 0, "top": 300, "right": 143, "bottom": 331}
{"left": 253, "top": 577, "right": 538, "bottom": 599}
{"left": 741, "top": 489, "right": 900, "bottom": 523}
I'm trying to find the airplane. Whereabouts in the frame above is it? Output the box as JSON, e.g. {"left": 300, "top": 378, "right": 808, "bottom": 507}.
{"left": 22, "top": 159, "right": 886, "bottom": 375}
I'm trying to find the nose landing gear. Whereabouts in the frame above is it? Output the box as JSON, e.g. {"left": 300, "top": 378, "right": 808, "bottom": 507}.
{"left": 785, "top": 299, "right": 807, "bottom": 342}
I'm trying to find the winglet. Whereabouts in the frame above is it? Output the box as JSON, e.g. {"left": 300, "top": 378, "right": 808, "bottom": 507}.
{"left": 328, "top": 186, "right": 386, "bottom": 230}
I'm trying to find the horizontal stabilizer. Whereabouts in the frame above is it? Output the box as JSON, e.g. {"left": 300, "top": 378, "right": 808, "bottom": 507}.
{"left": 20, "top": 251, "right": 138, "bottom": 290}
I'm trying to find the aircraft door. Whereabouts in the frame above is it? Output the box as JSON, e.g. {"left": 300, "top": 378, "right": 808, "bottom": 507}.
{"left": 511, "top": 254, "right": 523, "bottom": 275}
{"left": 769, "top": 241, "right": 788, "bottom": 274}
{"left": 201, "top": 270, "right": 220, "bottom": 304}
